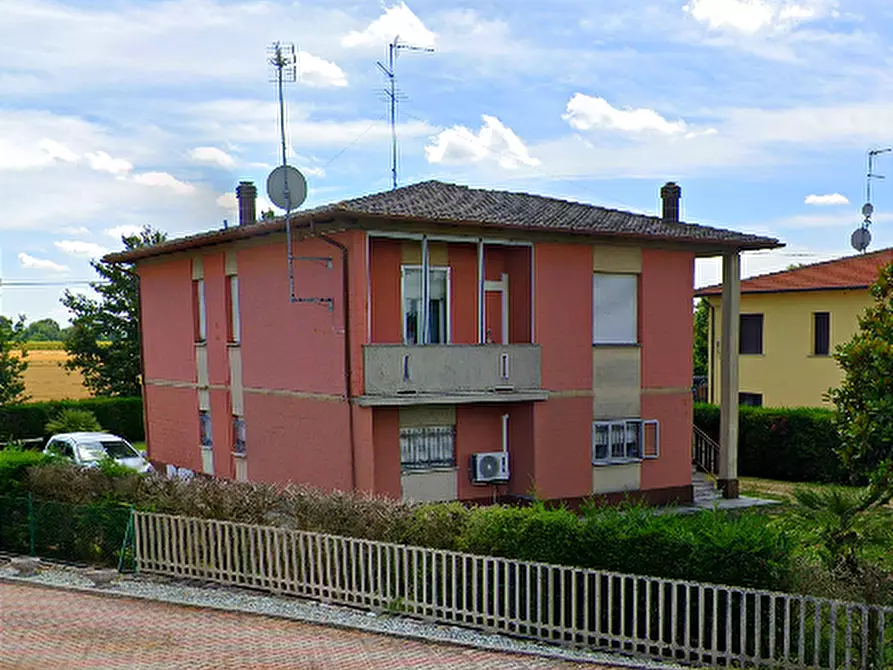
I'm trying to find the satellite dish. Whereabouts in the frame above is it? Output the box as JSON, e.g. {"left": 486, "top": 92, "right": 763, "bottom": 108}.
{"left": 862, "top": 202, "right": 874, "bottom": 218}
{"left": 851, "top": 227, "right": 871, "bottom": 252}
{"left": 266, "top": 165, "right": 307, "bottom": 211}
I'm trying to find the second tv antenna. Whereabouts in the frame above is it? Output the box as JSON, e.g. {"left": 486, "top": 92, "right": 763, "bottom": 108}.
{"left": 377, "top": 36, "right": 433, "bottom": 190}
{"left": 853, "top": 147, "right": 892, "bottom": 253}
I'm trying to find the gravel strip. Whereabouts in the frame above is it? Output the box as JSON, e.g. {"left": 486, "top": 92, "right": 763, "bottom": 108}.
{"left": 0, "top": 561, "right": 684, "bottom": 670}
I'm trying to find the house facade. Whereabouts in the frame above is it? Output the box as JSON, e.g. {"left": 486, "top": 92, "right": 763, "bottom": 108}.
{"left": 696, "top": 248, "right": 893, "bottom": 408}
{"left": 108, "top": 180, "right": 778, "bottom": 505}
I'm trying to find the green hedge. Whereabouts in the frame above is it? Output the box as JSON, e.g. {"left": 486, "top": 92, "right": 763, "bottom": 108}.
{"left": 694, "top": 403, "right": 850, "bottom": 484}
{"left": 17, "top": 460, "right": 794, "bottom": 591}
{"left": 0, "top": 397, "right": 144, "bottom": 443}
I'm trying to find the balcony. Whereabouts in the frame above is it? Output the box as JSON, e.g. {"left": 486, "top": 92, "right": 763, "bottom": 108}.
{"left": 359, "top": 344, "right": 546, "bottom": 406}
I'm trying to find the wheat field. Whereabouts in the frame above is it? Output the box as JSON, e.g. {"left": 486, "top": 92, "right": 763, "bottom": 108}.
{"left": 13, "top": 348, "right": 92, "bottom": 402}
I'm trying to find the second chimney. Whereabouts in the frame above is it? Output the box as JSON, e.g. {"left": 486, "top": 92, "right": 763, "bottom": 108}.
{"left": 660, "top": 182, "right": 681, "bottom": 223}
{"left": 236, "top": 181, "right": 257, "bottom": 226}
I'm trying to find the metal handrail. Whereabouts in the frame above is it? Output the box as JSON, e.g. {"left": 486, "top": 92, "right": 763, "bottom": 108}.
{"left": 692, "top": 425, "right": 720, "bottom": 475}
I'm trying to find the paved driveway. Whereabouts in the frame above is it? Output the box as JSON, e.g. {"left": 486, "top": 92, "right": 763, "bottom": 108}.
{"left": 0, "top": 582, "right": 623, "bottom": 669}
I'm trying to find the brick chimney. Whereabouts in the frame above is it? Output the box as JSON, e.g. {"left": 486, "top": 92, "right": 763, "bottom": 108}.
{"left": 660, "top": 182, "right": 681, "bottom": 223}
{"left": 236, "top": 181, "right": 257, "bottom": 226}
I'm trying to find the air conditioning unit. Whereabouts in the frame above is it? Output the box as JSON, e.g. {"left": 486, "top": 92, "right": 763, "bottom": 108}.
{"left": 470, "top": 451, "right": 510, "bottom": 484}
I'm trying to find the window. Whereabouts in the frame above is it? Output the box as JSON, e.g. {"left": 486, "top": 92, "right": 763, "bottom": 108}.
{"left": 593, "top": 273, "right": 637, "bottom": 344}
{"left": 813, "top": 312, "right": 830, "bottom": 356}
{"left": 592, "top": 419, "right": 659, "bottom": 464}
{"left": 402, "top": 266, "right": 449, "bottom": 345}
{"left": 739, "top": 392, "right": 763, "bottom": 407}
{"left": 226, "top": 276, "right": 241, "bottom": 344}
{"left": 232, "top": 416, "right": 246, "bottom": 455}
{"left": 739, "top": 314, "right": 763, "bottom": 354}
{"left": 400, "top": 426, "right": 456, "bottom": 471}
{"left": 193, "top": 279, "right": 207, "bottom": 342}
{"left": 199, "top": 410, "right": 213, "bottom": 448}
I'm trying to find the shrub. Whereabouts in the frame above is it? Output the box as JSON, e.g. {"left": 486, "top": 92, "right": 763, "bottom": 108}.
{"left": 694, "top": 403, "right": 849, "bottom": 484}
{"left": 45, "top": 408, "right": 102, "bottom": 435}
{"left": 0, "top": 397, "right": 143, "bottom": 442}
{"left": 0, "top": 449, "right": 54, "bottom": 494}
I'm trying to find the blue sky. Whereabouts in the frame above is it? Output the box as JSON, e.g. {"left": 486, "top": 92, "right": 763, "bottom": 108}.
{"left": 3, "top": 0, "right": 893, "bottom": 323}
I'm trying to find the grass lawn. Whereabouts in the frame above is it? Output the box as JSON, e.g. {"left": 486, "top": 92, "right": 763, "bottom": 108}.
{"left": 132, "top": 441, "right": 146, "bottom": 455}
{"left": 741, "top": 476, "right": 893, "bottom": 574}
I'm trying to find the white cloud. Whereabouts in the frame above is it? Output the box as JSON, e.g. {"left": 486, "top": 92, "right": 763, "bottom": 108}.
{"left": 342, "top": 2, "right": 436, "bottom": 49}
{"left": 55, "top": 240, "right": 109, "bottom": 258}
{"left": 188, "top": 146, "right": 236, "bottom": 169}
{"left": 105, "top": 224, "right": 144, "bottom": 239}
{"left": 805, "top": 192, "right": 849, "bottom": 206}
{"left": 132, "top": 171, "right": 196, "bottom": 194}
{"left": 38, "top": 139, "right": 79, "bottom": 164}
{"left": 85, "top": 150, "right": 132, "bottom": 175}
{"left": 563, "top": 94, "right": 689, "bottom": 136}
{"left": 683, "top": 0, "right": 835, "bottom": 34}
{"left": 425, "top": 115, "right": 539, "bottom": 169}
{"left": 18, "top": 252, "right": 68, "bottom": 272}
{"left": 298, "top": 51, "right": 348, "bottom": 88}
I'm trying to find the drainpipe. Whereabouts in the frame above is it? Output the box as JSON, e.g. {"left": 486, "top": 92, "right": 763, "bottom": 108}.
{"left": 319, "top": 232, "right": 356, "bottom": 491}
{"left": 118, "top": 265, "right": 152, "bottom": 462}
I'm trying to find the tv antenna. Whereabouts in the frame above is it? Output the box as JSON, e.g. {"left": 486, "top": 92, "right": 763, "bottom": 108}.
{"left": 377, "top": 36, "right": 434, "bottom": 190}
{"left": 852, "top": 147, "right": 892, "bottom": 253}
{"left": 266, "top": 42, "right": 332, "bottom": 309}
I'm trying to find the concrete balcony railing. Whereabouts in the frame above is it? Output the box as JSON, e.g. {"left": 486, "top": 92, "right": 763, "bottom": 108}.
{"left": 361, "top": 344, "right": 544, "bottom": 405}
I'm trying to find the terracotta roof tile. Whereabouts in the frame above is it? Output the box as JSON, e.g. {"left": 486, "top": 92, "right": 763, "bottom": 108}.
{"left": 695, "top": 247, "right": 893, "bottom": 296}
{"left": 106, "top": 180, "right": 781, "bottom": 263}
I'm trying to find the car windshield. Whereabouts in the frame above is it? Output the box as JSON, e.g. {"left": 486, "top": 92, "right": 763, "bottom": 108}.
{"left": 77, "top": 440, "right": 139, "bottom": 462}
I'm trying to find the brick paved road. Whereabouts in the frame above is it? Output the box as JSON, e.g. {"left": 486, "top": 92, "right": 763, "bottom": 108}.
{"left": 0, "top": 582, "right": 624, "bottom": 669}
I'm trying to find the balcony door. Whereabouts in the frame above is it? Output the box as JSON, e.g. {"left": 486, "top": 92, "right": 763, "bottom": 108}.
{"left": 484, "top": 273, "right": 509, "bottom": 345}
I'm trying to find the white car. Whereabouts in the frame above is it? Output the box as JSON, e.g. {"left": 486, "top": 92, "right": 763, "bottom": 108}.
{"left": 44, "top": 432, "right": 152, "bottom": 474}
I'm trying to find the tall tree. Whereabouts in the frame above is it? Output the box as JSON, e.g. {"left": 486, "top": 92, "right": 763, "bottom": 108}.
{"left": 827, "top": 263, "right": 893, "bottom": 481}
{"left": 22, "top": 318, "right": 62, "bottom": 341}
{"left": 693, "top": 298, "right": 709, "bottom": 377}
{"left": 62, "top": 226, "right": 166, "bottom": 397}
{"left": 0, "top": 316, "right": 29, "bottom": 405}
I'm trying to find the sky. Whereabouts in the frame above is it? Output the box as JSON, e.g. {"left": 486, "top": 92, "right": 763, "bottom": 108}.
{"left": 3, "top": 0, "right": 893, "bottom": 324}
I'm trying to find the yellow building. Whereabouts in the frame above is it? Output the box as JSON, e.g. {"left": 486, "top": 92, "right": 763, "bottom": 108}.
{"left": 696, "top": 248, "right": 893, "bottom": 408}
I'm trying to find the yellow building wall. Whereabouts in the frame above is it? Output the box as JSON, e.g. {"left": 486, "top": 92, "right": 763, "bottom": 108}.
{"left": 706, "top": 289, "right": 872, "bottom": 408}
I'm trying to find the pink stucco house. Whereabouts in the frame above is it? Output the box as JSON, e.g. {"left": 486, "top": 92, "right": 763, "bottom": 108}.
{"left": 106, "top": 180, "right": 777, "bottom": 505}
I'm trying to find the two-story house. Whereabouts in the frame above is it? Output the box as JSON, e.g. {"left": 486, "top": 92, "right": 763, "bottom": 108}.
{"left": 107, "top": 180, "right": 779, "bottom": 504}
{"left": 696, "top": 248, "right": 893, "bottom": 408}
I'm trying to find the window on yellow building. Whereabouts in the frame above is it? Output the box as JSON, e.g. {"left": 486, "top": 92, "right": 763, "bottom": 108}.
{"left": 813, "top": 312, "right": 830, "bottom": 356}
{"left": 740, "top": 314, "right": 763, "bottom": 354}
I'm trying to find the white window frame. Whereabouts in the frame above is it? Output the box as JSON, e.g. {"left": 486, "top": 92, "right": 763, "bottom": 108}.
{"left": 230, "top": 275, "right": 241, "bottom": 344}
{"left": 196, "top": 278, "right": 207, "bottom": 342}
{"left": 592, "top": 419, "right": 659, "bottom": 465}
{"left": 401, "top": 265, "right": 451, "bottom": 345}
{"left": 400, "top": 426, "right": 456, "bottom": 472}
{"left": 593, "top": 273, "right": 638, "bottom": 345}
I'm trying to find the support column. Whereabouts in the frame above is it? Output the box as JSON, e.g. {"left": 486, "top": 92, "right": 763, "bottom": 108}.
{"left": 718, "top": 251, "right": 740, "bottom": 498}
{"left": 477, "top": 239, "right": 485, "bottom": 344}
{"left": 420, "top": 235, "right": 429, "bottom": 344}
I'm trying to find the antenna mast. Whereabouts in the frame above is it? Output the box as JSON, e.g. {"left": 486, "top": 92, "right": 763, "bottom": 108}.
{"left": 266, "top": 42, "right": 331, "bottom": 308}
{"left": 377, "top": 36, "right": 433, "bottom": 189}
{"left": 853, "top": 147, "right": 893, "bottom": 253}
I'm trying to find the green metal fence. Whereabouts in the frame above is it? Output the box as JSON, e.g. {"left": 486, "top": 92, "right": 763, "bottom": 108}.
{"left": 0, "top": 494, "right": 135, "bottom": 570}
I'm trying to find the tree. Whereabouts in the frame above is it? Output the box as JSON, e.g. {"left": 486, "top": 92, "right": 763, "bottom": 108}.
{"left": 61, "top": 226, "right": 166, "bottom": 397}
{"left": 22, "top": 318, "right": 62, "bottom": 341}
{"left": 0, "top": 316, "right": 29, "bottom": 405}
{"left": 693, "top": 298, "right": 709, "bottom": 377}
{"left": 827, "top": 262, "right": 893, "bottom": 481}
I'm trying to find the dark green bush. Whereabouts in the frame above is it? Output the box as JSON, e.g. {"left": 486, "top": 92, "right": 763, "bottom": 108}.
{"left": 0, "top": 450, "right": 54, "bottom": 495}
{"left": 20, "top": 459, "right": 794, "bottom": 590}
{"left": 694, "top": 403, "right": 849, "bottom": 484}
{"left": 0, "top": 397, "right": 143, "bottom": 443}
